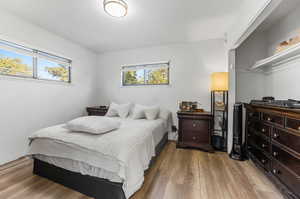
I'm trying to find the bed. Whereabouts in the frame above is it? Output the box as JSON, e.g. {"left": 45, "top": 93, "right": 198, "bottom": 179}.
{"left": 28, "top": 116, "right": 171, "bottom": 199}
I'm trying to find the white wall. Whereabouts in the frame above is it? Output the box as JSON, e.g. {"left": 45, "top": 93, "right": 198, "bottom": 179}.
{"left": 264, "top": 4, "right": 300, "bottom": 100}
{"left": 0, "top": 10, "right": 98, "bottom": 165}
{"left": 96, "top": 40, "right": 228, "bottom": 135}
{"left": 236, "top": 30, "right": 267, "bottom": 103}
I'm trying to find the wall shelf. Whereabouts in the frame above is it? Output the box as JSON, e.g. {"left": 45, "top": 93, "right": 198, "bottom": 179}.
{"left": 250, "top": 43, "right": 300, "bottom": 72}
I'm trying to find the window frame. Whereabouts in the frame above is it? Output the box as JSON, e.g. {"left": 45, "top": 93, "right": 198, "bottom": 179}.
{"left": 0, "top": 39, "right": 72, "bottom": 83}
{"left": 121, "top": 61, "right": 170, "bottom": 87}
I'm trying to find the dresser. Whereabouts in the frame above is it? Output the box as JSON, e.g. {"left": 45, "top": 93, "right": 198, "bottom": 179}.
{"left": 86, "top": 106, "right": 108, "bottom": 116}
{"left": 245, "top": 104, "right": 300, "bottom": 199}
{"left": 177, "top": 111, "right": 214, "bottom": 152}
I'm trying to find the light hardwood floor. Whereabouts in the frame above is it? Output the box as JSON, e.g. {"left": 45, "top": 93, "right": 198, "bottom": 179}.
{"left": 0, "top": 142, "right": 283, "bottom": 199}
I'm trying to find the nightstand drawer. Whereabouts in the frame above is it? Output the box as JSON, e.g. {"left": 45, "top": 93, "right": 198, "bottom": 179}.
{"left": 181, "top": 119, "right": 209, "bottom": 132}
{"left": 182, "top": 131, "right": 209, "bottom": 143}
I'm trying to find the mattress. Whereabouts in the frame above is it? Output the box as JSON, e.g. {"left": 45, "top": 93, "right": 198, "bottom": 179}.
{"left": 30, "top": 117, "right": 170, "bottom": 184}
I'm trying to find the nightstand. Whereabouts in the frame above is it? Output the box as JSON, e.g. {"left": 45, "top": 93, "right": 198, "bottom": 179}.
{"left": 86, "top": 106, "right": 108, "bottom": 116}
{"left": 177, "top": 111, "right": 214, "bottom": 152}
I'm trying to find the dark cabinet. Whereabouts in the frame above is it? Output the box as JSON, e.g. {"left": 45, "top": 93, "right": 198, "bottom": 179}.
{"left": 245, "top": 104, "right": 300, "bottom": 199}
{"left": 177, "top": 111, "right": 214, "bottom": 152}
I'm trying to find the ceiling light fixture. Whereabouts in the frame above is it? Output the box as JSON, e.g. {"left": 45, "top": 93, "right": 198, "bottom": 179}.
{"left": 103, "top": 0, "right": 128, "bottom": 18}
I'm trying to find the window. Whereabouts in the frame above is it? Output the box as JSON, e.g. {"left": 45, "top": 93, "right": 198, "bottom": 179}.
{"left": 0, "top": 39, "right": 71, "bottom": 83}
{"left": 122, "top": 62, "right": 169, "bottom": 86}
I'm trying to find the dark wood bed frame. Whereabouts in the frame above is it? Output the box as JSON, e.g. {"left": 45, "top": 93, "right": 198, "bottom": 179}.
{"left": 33, "top": 133, "right": 168, "bottom": 199}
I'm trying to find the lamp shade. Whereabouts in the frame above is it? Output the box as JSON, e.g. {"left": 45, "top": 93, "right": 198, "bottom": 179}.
{"left": 211, "top": 72, "right": 228, "bottom": 91}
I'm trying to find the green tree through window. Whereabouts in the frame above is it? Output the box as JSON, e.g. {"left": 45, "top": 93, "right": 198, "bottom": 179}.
{"left": 122, "top": 63, "right": 169, "bottom": 86}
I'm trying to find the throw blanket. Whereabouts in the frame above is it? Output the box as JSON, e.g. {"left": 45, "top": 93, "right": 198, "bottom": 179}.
{"left": 29, "top": 119, "right": 160, "bottom": 198}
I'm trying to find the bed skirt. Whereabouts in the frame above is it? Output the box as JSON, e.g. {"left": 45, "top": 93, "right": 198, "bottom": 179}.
{"left": 33, "top": 133, "right": 168, "bottom": 199}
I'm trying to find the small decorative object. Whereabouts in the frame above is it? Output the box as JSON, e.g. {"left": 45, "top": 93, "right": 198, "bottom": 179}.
{"left": 195, "top": 108, "right": 204, "bottom": 112}
{"left": 275, "top": 31, "right": 300, "bottom": 54}
{"left": 215, "top": 101, "right": 225, "bottom": 111}
{"left": 179, "top": 101, "right": 198, "bottom": 112}
{"left": 99, "top": 106, "right": 109, "bottom": 110}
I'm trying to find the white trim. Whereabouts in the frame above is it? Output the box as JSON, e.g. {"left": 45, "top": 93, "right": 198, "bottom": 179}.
{"left": 229, "top": 0, "right": 282, "bottom": 50}
{"left": 0, "top": 34, "right": 73, "bottom": 61}
{"left": 121, "top": 60, "right": 170, "bottom": 68}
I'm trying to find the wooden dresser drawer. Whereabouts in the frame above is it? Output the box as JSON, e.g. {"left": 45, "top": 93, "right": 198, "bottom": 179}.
{"left": 249, "top": 146, "right": 270, "bottom": 171}
{"left": 245, "top": 104, "right": 300, "bottom": 199}
{"left": 181, "top": 119, "right": 208, "bottom": 132}
{"left": 272, "top": 161, "right": 300, "bottom": 198}
{"left": 249, "top": 133, "right": 270, "bottom": 155}
{"left": 286, "top": 117, "right": 300, "bottom": 132}
{"left": 262, "top": 113, "right": 284, "bottom": 126}
{"left": 272, "top": 128, "right": 300, "bottom": 154}
{"left": 250, "top": 122, "right": 270, "bottom": 137}
{"left": 248, "top": 111, "right": 260, "bottom": 120}
{"left": 272, "top": 144, "right": 300, "bottom": 176}
{"left": 272, "top": 145, "right": 300, "bottom": 176}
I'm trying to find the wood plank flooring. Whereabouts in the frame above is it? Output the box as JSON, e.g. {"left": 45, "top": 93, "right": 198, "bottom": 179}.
{"left": 0, "top": 142, "right": 283, "bottom": 199}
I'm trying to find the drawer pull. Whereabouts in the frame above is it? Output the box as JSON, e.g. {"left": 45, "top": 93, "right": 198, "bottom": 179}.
{"left": 272, "top": 169, "right": 280, "bottom": 175}
{"left": 261, "top": 159, "right": 267, "bottom": 164}
{"left": 192, "top": 136, "right": 196, "bottom": 140}
{"left": 267, "top": 117, "right": 271, "bottom": 121}
{"left": 273, "top": 133, "right": 279, "bottom": 138}
{"left": 192, "top": 123, "right": 196, "bottom": 127}
{"left": 273, "top": 152, "right": 278, "bottom": 157}
{"left": 298, "top": 126, "right": 300, "bottom": 131}
{"left": 261, "top": 128, "right": 266, "bottom": 133}
{"left": 261, "top": 144, "right": 267, "bottom": 148}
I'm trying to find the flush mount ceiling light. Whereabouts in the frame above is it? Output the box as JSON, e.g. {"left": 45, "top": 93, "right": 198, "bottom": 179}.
{"left": 103, "top": 0, "right": 128, "bottom": 18}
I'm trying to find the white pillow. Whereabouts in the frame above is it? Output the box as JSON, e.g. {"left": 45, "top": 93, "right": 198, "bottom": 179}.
{"left": 131, "top": 104, "right": 146, "bottom": 119}
{"left": 65, "top": 116, "right": 121, "bottom": 135}
{"left": 117, "top": 103, "right": 132, "bottom": 118}
{"left": 105, "top": 102, "right": 119, "bottom": 117}
{"left": 144, "top": 107, "right": 160, "bottom": 120}
{"left": 131, "top": 104, "right": 160, "bottom": 120}
{"left": 159, "top": 108, "right": 171, "bottom": 120}
{"left": 106, "top": 102, "right": 132, "bottom": 118}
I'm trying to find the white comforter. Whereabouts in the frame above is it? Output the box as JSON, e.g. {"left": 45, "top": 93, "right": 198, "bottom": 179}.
{"left": 28, "top": 118, "right": 170, "bottom": 198}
